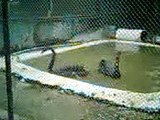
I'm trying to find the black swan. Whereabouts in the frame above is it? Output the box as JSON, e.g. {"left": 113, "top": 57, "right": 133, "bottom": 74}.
{"left": 98, "top": 51, "right": 121, "bottom": 79}
{"left": 41, "top": 47, "right": 89, "bottom": 78}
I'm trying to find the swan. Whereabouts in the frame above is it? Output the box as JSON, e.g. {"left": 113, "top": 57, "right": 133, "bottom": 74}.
{"left": 41, "top": 47, "right": 89, "bottom": 78}
{"left": 98, "top": 51, "right": 121, "bottom": 79}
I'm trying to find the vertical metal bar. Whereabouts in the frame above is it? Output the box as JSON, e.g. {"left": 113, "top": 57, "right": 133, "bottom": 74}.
{"left": 2, "top": 0, "right": 14, "bottom": 120}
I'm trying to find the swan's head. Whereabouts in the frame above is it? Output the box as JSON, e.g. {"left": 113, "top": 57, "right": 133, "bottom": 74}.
{"left": 41, "top": 47, "right": 56, "bottom": 56}
{"left": 41, "top": 48, "right": 48, "bottom": 53}
{"left": 99, "top": 59, "right": 106, "bottom": 67}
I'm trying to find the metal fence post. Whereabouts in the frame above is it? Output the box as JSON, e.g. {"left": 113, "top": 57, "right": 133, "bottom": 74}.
{"left": 2, "top": 0, "right": 14, "bottom": 120}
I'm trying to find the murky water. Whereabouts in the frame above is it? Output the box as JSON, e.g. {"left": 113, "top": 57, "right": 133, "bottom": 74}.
{"left": 24, "top": 42, "right": 160, "bottom": 93}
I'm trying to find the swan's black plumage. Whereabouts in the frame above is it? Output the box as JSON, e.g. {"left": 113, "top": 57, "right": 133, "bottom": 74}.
{"left": 98, "top": 51, "right": 121, "bottom": 79}
{"left": 41, "top": 47, "right": 89, "bottom": 78}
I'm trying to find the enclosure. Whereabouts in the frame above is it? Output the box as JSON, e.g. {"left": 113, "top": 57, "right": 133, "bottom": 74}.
{"left": 0, "top": 0, "right": 160, "bottom": 120}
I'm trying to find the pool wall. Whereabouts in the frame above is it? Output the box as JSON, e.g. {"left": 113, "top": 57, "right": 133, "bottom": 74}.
{"left": 0, "top": 40, "right": 160, "bottom": 112}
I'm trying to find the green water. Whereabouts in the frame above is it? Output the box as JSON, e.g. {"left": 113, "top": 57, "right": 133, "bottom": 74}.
{"left": 24, "top": 42, "right": 160, "bottom": 93}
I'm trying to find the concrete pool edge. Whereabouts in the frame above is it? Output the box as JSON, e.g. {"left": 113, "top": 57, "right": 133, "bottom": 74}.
{"left": 1, "top": 39, "right": 160, "bottom": 112}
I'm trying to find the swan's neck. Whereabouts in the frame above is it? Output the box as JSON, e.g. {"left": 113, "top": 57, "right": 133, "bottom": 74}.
{"left": 48, "top": 53, "right": 56, "bottom": 71}
{"left": 114, "top": 53, "right": 121, "bottom": 67}
{"left": 41, "top": 47, "right": 56, "bottom": 71}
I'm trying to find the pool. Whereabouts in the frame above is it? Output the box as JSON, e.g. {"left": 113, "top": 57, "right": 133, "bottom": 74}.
{"left": 24, "top": 42, "right": 160, "bottom": 93}
{"left": 2, "top": 40, "right": 160, "bottom": 112}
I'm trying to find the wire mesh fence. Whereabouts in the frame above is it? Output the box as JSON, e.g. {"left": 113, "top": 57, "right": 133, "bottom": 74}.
{"left": 0, "top": 0, "right": 160, "bottom": 120}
